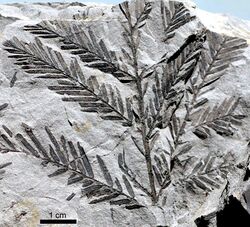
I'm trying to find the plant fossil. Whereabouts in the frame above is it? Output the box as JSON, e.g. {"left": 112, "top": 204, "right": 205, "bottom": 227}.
{"left": 0, "top": 161, "right": 12, "bottom": 180}
{"left": 0, "top": 103, "right": 12, "bottom": 180}
{"left": 0, "top": 123, "right": 140, "bottom": 208}
{"left": 1, "top": 0, "right": 248, "bottom": 209}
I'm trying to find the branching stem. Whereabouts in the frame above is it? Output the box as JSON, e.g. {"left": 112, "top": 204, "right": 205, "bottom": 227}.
{"left": 9, "top": 43, "right": 132, "bottom": 125}
{"left": 124, "top": 11, "right": 157, "bottom": 204}
{"left": 32, "top": 24, "right": 135, "bottom": 81}
{"left": 0, "top": 147, "right": 137, "bottom": 202}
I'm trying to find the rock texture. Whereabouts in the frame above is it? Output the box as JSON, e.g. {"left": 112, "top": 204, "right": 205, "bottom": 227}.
{"left": 0, "top": 1, "right": 250, "bottom": 226}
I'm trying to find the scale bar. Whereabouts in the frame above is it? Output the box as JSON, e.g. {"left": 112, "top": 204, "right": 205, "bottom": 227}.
{"left": 40, "top": 219, "right": 77, "bottom": 224}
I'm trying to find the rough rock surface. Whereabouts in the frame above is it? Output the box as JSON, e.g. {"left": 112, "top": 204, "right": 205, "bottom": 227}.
{"left": 0, "top": 1, "right": 250, "bottom": 227}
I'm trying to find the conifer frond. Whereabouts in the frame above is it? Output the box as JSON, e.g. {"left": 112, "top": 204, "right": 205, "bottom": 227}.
{"left": 4, "top": 37, "right": 133, "bottom": 126}
{"left": 24, "top": 21, "right": 134, "bottom": 83}
{"left": 0, "top": 124, "right": 141, "bottom": 208}
{"left": 161, "top": 1, "right": 196, "bottom": 41}
{"left": 191, "top": 97, "right": 246, "bottom": 139}
{"left": 185, "top": 154, "right": 233, "bottom": 192}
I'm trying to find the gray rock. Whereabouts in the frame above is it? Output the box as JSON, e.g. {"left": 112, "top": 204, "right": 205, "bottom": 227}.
{"left": 0, "top": 1, "right": 249, "bottom": 226}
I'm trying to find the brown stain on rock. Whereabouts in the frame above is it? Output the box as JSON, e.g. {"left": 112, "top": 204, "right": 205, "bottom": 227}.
{"left": 4, "top": 199, "right": 40, "bottom": 227}
{"left": 73, "top": 121, "right": 92, "bottom": 134}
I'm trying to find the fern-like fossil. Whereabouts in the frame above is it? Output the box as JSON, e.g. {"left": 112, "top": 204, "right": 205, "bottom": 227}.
{"left": 191, "top": 97, "right": 245, "bottom": 139}
{"left": 0, "top": 104, "right": 12, "bottom": 180}
{"left": 188, "top": 31, "right": 248, "bottom": 100}
{"left": 161, "top": 0, "right": 196, "bottom": 41}
{"left": 23, "top": 21, "right": 135, "bottom": 83}
{"left": 2, "top": 0, "right": 248, "bottom": 211}
{"left": 146, "top": 30, "right": 207, "bottom": 135}
{"left": 3, "top": 37, "right": 133, "bottom": 126}
{"left": 185, "top": 154, "right": 233, "bottom": 193}
{"left": 0, "top": 123, "right": 141, "bottom": 209}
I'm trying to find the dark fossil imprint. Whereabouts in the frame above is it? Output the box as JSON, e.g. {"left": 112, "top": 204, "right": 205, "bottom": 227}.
{"left": 161, "top": 1, "right": 196, "bottom": 41}
{"left": 3, "top": 37, "right": 133, "bottom": 126}
{"left": 0, "top": 103, "right": 12, "bottom": 180}
{"left": 1, "top": 0, "right": 249, "bottom": 221}
{"left": 0, "top": 161, "right": 12, "bottom": 180}
{"left": 23, "top": 21, "right": 135, "bottom": 83}
{"left": 0, "top": 123, "right": 140, "bottom": 208}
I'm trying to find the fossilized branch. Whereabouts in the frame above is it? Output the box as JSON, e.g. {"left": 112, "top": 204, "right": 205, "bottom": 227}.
{"left": 156, "top": 34, "right": 248, "bottom": 201}
{"left": 184, "top": 154, "right": 233, "bottom": 192}
{"left": 191, "top": 97, "right": 246, "bottom": 139}
{"left": 188, "top": 32, "right": 248, "bottom": 107}
{"left": 170, "top": 33, "right": 247, "bottom": 142}
{"left": 161, "top": 0, "right": 196, "bottom": 41}
{"left": 0, "top": 124, "right": 141, "bottom": 208}
{"left": 2, "top": 0, "right": 248, "bottom": 210}
{"left": 152, "top": 32, "right": 248, "bottom": 201}
{"left": 146, "top": 31, "right": 207, "bottom": 140}
{"left": 118, "top": 150, "right": 151, "bottom": 197}
{"left": 119, "top": 0, "right": 152, "bottom": 30}
{"left": 4, "top": 38, "right": 133, "bottom": 126}
{"left": 24, "top": 21, "right": 135, "bottom": 83}
{"left": 120, "top": 0, "right": 157, "bottom": 204}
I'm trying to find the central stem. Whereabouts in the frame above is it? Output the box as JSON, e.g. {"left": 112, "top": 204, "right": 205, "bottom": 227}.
{"left": 136, "top": 78, "right": 157, "bottom": 204}
{"left": 127, "top": 17, "right": 157, "bottom": 204}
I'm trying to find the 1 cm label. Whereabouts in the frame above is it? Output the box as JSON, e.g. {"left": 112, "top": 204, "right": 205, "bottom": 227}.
{"left": 49, "top": 212, "right": 67, "bottom": 219}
